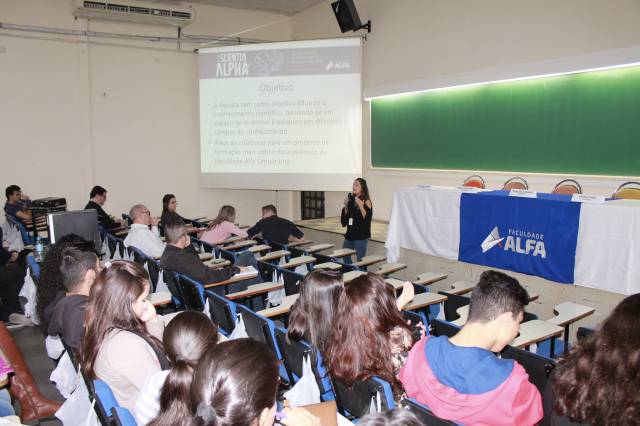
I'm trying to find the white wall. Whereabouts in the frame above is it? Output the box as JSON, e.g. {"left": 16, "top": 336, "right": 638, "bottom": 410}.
{"left": 0, "top": 0, "right": 292, "bottom": 226}
{"left": 291, "top": 0, "right": 640, "bottom": 220}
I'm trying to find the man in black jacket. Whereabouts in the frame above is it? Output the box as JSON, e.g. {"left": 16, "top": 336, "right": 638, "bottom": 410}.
{"left": 48, "top": 247, "right": 98, "bottom": 354}
{"left": 247, "top": 204, "right": 304, "bottom": 244}
{"left": 84, "top": 185, "right": 124, "bottom": 230}
{"left": 160, "top": 219, "right": 242, "bottom": 295}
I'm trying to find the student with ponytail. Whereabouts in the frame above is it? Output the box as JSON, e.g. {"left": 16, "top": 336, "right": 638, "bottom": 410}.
{"left": 136, "top": 311, "right": 218, "bottom": 425}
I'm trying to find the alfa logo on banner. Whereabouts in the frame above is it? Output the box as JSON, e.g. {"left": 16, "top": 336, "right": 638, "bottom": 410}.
{"left": 458, "top": 192, "right": 581, "bottom": 284}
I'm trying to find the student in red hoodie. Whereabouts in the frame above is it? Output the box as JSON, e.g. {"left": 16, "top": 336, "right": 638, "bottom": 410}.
{"left": 399, "top": 270, "right": 542, "bottom": 426}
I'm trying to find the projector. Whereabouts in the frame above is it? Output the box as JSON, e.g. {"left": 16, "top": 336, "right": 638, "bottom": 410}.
{"left": 32, "top": 197, "right": 67, "bottom": 210}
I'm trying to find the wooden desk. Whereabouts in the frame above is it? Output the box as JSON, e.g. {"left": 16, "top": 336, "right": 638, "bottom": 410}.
{"left": 204, "top": 258, "right": 231, "bottom": 269}
{"left": 354, "top": 255, "right": 386, "bottom": 268}
{"left": 385, "top": 278, "right": 406, "bottom": 291}
{"left": 219, "top": 235, "right": 247, "bottom": 245}
{"left": 113, "top": 229, "right": 128, "bottom": 237}
{"left": 204, "top": 268, "right": 259, "bottom": 289}
{"left": 287, "top": 239, "right": 313, "bottom": 248}
{"left": 148, "top": 291, "right": 172, "bottom": 307}
{"left": 227, "top": 281, "right": 284, "bottom": 300}
{"left": 247, "top": 244, "right": 272, "bottom": 254}
{"left": 198, "top": 253, "right": 213, "bottom": 262}
{"left": 342, "top": 270, "right": 366, "bottom": 282}
{"left": 448, "top": 280, "right": 475, "bottom": 295}
{"left": 548, "top": 302, "right": 595, "bottom": 351}
{"left": 225, "top": 240, "right": 257, "bottom": 251}
{"left": 306, "top": 243, "right": 334, "bottom": 254}
{"left": 373, "top": 262, "right": 408, "bottom": 276}
{"left": 414, "top": 271, "right": 447, "bottom": 286}
{"left": 510, "top": 320, "right": 564, "bottom": 355}
{"left": 403, "top": 292, "right": 448, "bottom": 311}
{"left": 258, "top": 250, "right": 291, "bottom": 262}
{"left": 314, "top": 262, "right": 342, "bottom": 271}
{"left": 280, "top": 256, "right": 316, "bottom": 269}
{"left": 186, "top": 226, "right": 201, "bottom": 234}
{"left": 329, "top": 248, "right": 356, "bottom": 258}
{"left": 257, "top": 294, "right": 300, "bottom": 318}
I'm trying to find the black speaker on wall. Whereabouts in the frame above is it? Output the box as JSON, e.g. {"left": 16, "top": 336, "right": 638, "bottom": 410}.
{"left": 331, "top": 0, "right": 371, "bottom": 33}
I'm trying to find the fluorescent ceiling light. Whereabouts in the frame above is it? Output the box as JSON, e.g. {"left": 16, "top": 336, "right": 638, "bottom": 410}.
{"left": 365, "top": 61, "right": 640, "bottom": 101}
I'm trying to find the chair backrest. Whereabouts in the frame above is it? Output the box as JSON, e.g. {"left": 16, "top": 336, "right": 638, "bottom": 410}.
{"left": 128, "top": 246, "right": 147, "bottom": 266}
{"left": 462, "top": 174, "right": 486, "bottom": 189}
{"left": 257, "top": 260, "right": 277, "bottom": 283}
{"left": 500, "top": 345, "right": 556, "bottom": 394}
{"left": 191, "top": 238, "right": 216, "bottom": 255}
{"left": 288, "top": 246, "right": 307, "bottom": 258}
{"left": 176, "top": 274, "right": 205, "bottom": 311}
{"left": 552, "top": 178, "right": 582, "bottom": 195}
{"left": 278, "top": 267, "right": 305, "bottom": 296}
{"left": 112, "top": 406, "right": 137, "bottom": 426}
{"left": 503, "top": 176, "right": 529, "bottom": 191}
{"left": 162, "top": 270, "right": 184, "bottom": 307}
{"left": 273, "top": 327, "right": 332, "bottom": 398}
{"left": 121, "top": 213, "right": 133, "bottom": 226}
{"left": 332, "top": 376, "right": 395, "bottom": 419}
{"left": 402, "top": 310, "right": 429, "bottom": 331}
{"left": 431, "top": 319, "right": 460, "bottom": 338}
{"left": 205, "top": 290, "right": 237, "bottom": 335}
{"left": 613, "top": 181, "right": 640, "bottom": 200}
{"left": 577, "top": 326, "right": 595, "bottom": 341}
{"left": 93, "top": 379, "right": 118, "bottom": 425}
{"left": 438, "top": 291, "right": 470, "bottom": 322}
{"left": 26, "top": 254, "right": 40, "bottom": 279}
{"left": 218, "top": 246, "right": 237, "bottom": 264}
{"left": 522, "top": 311, "right": 538, "bottom": 323}
{"left": 400, "top": 398, "right": 456, "bottom": 425}
{"left": 269, "top": 241, "right": 288, "bottom": 252}
{"left": 145, "top": 259, "right": 160, "bottom": 292}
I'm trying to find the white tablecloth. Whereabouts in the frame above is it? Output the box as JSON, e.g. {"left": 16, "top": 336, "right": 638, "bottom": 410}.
{"left": 385, "top": 186, "right": 640, "bottom": 295}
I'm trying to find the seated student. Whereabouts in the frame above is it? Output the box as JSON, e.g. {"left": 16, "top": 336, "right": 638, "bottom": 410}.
{"left": 84, "top": 185, "right": 124, "bottom": 230}
{"left": 399, "top": 270, "right": 543, "bottom": 426}
{"left": 287, "top": 269, "right": 344, "bottom": 355}
{"left": 136, "top": 311, "right": 217, "bottom": 426}
{"left": 200, "top": 205, "right": 247, "bottom": 245}
{"left": 124, "top": 204, "right": 165, "bottom": 258}
{"left": 325, "top": 273, "right": 413, "bottom": 400}
{"left": 191, "top": 338, "right": 319, "bottom": 426}
{"left": 82, "top": 260, "right": 169, "bottom": 412}
{"left": 36, "top": 234, "right": 95, "bottom": 333}
{"left": 542, "top": 293, "right": 640, "bottom": 426}
{"left": 0, "top": 227, "right": 26, "bottom": 325}
{"left": 48, "top": 247, "right": 99, "bottom": 355}
{"left": 358, "top": 409, "right": 423, "bottom": 426}
{"left": 246, "top": 204, "right": 304, "bottom": 244}
{"left": 160, "top": 194, "right": 193, "bottom": 225}
{"left": 4, "top": 185, "right": 31, "bottom": 225}
{"left": 159, "top": 219, "right": 238, "bottom": 293}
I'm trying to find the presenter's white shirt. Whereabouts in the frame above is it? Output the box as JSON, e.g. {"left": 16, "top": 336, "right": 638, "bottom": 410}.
{"left": 123, "top": 224, "right": 166, "bottom": 258}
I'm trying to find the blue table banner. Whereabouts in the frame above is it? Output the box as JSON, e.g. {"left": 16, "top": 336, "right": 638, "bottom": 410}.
{"left": 458, "top": 191, "right": 581, "bottom": 284}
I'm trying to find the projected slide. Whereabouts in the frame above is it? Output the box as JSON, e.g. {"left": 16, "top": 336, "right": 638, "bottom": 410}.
{"left": 199, "top": 38, "right": 362, "bottom": 191}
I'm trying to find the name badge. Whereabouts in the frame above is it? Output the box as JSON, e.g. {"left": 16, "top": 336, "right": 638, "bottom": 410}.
{"left": 571, "top": 194, "right": 605, "bottom": 204}
{"left": 509, "top": 189, "right": 537, "bottom": 198}
{"left": 348, "top": 218, "right": 354, "bottom": 226}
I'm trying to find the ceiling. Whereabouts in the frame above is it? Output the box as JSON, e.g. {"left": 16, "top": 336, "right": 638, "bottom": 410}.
{"left": 148, "top": 0, "right": 329, "bottom": 16}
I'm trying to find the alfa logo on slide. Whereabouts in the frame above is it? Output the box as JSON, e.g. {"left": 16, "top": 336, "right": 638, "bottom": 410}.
{"left": 482, "top": 226, "right": 547, "bottom": 258}
{"left": 481, "top": 226, "right": 504, "bottom": 253}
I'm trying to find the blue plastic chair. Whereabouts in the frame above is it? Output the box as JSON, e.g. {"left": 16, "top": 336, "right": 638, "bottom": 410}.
{"left": 176, "top": 274, "right": 206, "bottom": 311}
{"left": 332, "top": 376, "right": 395, "bottom": 419}
{"left": 26, "top": 254, "right": 40, "bottom": 279}
{"left": 112, "top": 406, "right": 137, "bottom": 426}
{"left": 5, "top": 215, "right": 35, "bottom": 245}
{"left": 92, "top": 380, "right": 118, "bottom": 425}
{"left": 401, "top": 398, "right": 456, "bottom": 425}
{"left": 205, "top": 290, "right": 237, "bottom": 336}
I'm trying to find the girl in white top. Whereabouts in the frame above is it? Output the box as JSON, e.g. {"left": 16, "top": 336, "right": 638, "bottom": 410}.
{"left": 136, "top": 311, "right": 218, "bottom": 426}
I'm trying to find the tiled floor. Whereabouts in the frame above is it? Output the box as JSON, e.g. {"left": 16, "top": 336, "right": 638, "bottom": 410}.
{"left": 9, "top": 325, "right": 63, "bottom": 425}
{"left": 295, "top": 217, "right": 389, "bottom": 243}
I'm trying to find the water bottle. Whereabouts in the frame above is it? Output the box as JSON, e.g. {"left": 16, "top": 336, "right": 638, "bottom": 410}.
{"left": 34, "top": 237, "right": 44, "bottom": 262}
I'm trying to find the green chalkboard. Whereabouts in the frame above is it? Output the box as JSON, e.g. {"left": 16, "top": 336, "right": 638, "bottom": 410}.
{"left": 370, "top": 65, "right": 640, "bottom": 176}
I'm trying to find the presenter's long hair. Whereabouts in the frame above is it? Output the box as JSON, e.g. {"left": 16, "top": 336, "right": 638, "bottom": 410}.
{"left": 207, "top": 205, "right": 236, "bottom": 230}
{"left": 287, "top": 269, "right": 344, "bottom": 354}
{"left": 162, "top": 194, "right": 176, "bottom": 213}
{"left": 148, "top": 311, "right": 218, "bottom": 426}
{"left": 552, "top": 293, "right": 640, "bottom": 425}
{"left": 324, "top": 273, "right": 410, "bottom": 397}
{"left": 191, "top": 339, "right": 279, "bottom": 426}
{"left": 355, "top": 177, "right": 371, "bottom": 201}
